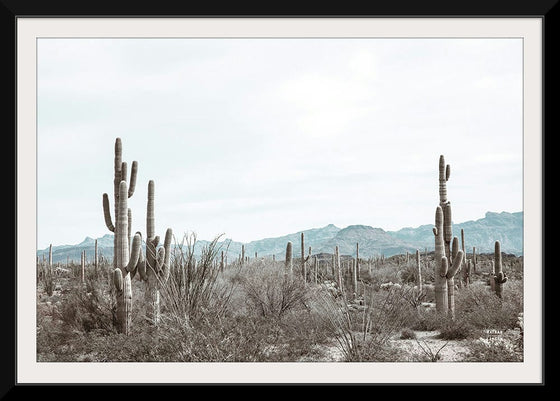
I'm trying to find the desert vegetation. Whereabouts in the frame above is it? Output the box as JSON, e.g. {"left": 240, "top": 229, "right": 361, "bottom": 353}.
{"left": 36, "top": 139, "right": 524, "bottom": 362}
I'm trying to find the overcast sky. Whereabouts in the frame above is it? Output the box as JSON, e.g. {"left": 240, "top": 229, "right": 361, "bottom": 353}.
{"left": 36, "top": 38, "right": 523, "bottom": 249}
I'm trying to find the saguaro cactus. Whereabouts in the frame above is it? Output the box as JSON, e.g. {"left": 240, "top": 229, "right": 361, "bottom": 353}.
{"left": 94, "top": 239, "right": 99, "bottom": 277}
{"left": 112, "top": 182, "right": 143, "bottom": 335}
{"left": 102, "top": 138, "right": 140, "bottom": 334}
{"left": 463, "top": 259, "right": 472, "bottom": 287}
{"left": 433, "top": 205, "right": 448, "bottom": 314}
{"left": 285, "top": 241, "right": 293, "bottom": 274}
{"left": 301, "top": 233, "right": 306, "bottom": 280}
{"left": 356, "top": 243, "right": 360, "bottom": 281}
{"left": 493, "top": 240, "right": 508, "bottom": 298}
{"left": 335, "top": 245, "right": 343, "bottom": 294}
{"left": 81, "top": 250, "right": 85, "bottom": 283}
{"left": 138, "top": 180, "right": 173, "bottom": 325}
{"left": 416, "top": 249, "right": 422, "bottom": 292}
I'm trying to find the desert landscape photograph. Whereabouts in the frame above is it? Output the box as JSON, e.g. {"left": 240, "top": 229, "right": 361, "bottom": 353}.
{"left": 16, "top": 18, "right": 543, "bottom": 384}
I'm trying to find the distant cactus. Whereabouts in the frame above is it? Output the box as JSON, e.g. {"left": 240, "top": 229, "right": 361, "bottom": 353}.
{"left": 94, "top": 239, "right": 99, "bottom": 277}
{"left": 285, "top": 241, "right": 293, "bottom": 274}
{"left": 81, "top": 250, "right": 85, "bottom": 283}
{"left": 356, "top": 243, "right": 360, "bottom": 281}
{"left": 351, "top": 259, "right": 357, "bottom": 296}
{"left": 416, "top": 249, "right": 422, "bottom": 292}
{"left": 493, "top": 240, "right": 508, "bottom": 298}
{"left": 463, "top": 259, "right": 471, "bottom": 287}
{"left": 301, "top": 233, "right": 306, "bottom": 281}
{"left": 335, "top": 245, "right": 343, "bottom": 294}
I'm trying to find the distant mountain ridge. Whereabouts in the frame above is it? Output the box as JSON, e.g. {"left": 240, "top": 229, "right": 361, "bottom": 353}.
{"left": 37, "top": 211, "right": 523, "bottom": 264}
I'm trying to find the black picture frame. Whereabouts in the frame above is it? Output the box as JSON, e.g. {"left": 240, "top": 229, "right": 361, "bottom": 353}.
{"left": 5, "top": 0, "right": 554, "bottom": 394}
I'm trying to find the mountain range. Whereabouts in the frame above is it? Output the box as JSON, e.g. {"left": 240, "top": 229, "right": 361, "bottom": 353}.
{"left": 37, "top": 211, "right": 523, "bottom": 264}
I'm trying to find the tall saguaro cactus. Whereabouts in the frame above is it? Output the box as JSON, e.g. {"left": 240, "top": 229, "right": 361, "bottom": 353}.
{"left": 102, "top": 138, "right": 140, "bottom": 335}
{"left": 493, "top": 240, "right": 508, "bottom": 298}
{"left": 433, "top": 155, "right": 463, "bottom": 316}
{"left": 138, "top": 180, "right": 173, "bottom": 325}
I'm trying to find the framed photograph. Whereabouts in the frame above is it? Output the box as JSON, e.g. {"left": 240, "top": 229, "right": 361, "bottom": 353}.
{"left": 10, "top": 3, "right": 550, "bottom": 388}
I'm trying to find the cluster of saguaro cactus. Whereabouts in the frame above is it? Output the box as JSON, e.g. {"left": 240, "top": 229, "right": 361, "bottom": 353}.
{"left": 493, "top": 240, "right": 508, "bottom": 298}
{"left": 102, "top": 138, "right": 172, "bottom": 334}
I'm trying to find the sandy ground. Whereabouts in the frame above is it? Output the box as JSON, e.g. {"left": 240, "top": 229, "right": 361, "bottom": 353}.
{"left": 387, "top": 330, "right": 470, "bottom": 362}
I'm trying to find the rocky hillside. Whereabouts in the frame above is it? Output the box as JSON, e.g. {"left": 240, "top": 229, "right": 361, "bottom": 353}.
{"left": 37, "top": 211, "right": 523, "bottom": 264}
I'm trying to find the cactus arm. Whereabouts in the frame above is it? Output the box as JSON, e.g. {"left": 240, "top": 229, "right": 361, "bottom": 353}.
{"left": 159, "top": 228, "right": 172, "bottom": 283}
{"left": 121, "top": 161, "right": 128, "bottom": 184}
{"left": 113, "top": 268, "right": 123, "bottom": 291}
{"left": 128, "top": 161, "right": 138, "bottom": 198}
{"left": 439, "top": 256, "right": 449, "bottom": 278}
{"left": 102, "top": 193, "right": 115, "bottom": 232}
{"left": 451, "top": 236, "right": 459, "bottom": 262}
{"left": 137, "top": 258, "right": 147, "bottom": 281}
{"left": 446, "top": 164, "right": 450, "bottom": 181}
{"left": 126, "top": 233, "right": 142, "bottom": 273}
{"left": 447, "top": 250, "right": 464, "bottom": 278}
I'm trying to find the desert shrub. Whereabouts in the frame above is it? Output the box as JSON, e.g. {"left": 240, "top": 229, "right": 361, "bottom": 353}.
{"left": 162, "top": 232, "right": 238, "bottom": 326}
{"left": 436, "top": 316, "right": 477, "bottom": 340}
{"left": 454, "top": 279, "right": 523, "bottom": 331}
{"left": 463, "top": 335, "right": 523, "bottom": 362}
{"left": 57, "top": 275, "right": 117, "bottom": 334}
{"left": 313, "top": 282, "right": 419, "bottom": 361}
{"left": 365, "top": 264, "right": 403, "bottom": 287}
{"left": 410, "top": 308, "right": 446, "bottom": 331}
{"left": 240, "top": 261, "right": 309, "bottom": 320}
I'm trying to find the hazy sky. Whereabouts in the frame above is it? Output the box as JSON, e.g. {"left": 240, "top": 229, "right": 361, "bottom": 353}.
{"left": 37, "top": 38, "right": 523, "bottom": 249}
